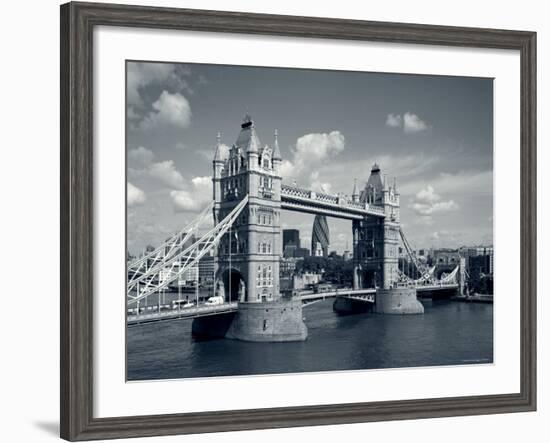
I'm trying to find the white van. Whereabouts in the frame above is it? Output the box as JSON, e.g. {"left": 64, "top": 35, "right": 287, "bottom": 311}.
{"left": 204, "top": 296, "right": 224, "bottom": 306}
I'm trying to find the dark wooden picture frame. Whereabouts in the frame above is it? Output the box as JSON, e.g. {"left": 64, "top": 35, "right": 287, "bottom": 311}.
{"left": 60, "top": 2, "right": 536, "bottom": 441}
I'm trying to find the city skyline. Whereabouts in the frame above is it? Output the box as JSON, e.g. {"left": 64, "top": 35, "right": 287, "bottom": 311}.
{"left": 126, "top": 61, "right": 493, "bottom": 256}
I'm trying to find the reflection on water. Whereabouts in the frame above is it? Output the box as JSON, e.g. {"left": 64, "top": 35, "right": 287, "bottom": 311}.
{"left": 127, "top": 299, "right": 493, "bottom": 381}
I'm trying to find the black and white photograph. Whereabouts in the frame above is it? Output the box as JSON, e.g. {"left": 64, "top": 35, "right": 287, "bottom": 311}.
{"left": 126, "top": 61, "right": 494, "bottom": 381}
{"left": 1, "top": 0, "right": 544, "bottom": 441}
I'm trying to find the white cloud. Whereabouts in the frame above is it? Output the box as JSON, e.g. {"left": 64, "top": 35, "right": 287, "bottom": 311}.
{"left": 127, "top": 63, "right": 177, "bottom": 109}
{"left": 410, "top": 185, "right": 459, "bottom": 216}
{"left": 309, "top": 171, "right": 333, "bottom": 194}
{"left": 429, "top": 230, "right": 465, "bottom": 246}
{"left": 128, "top": 146, "right": 154, "bottom": 166}
{"left": 400, "top": 170, "right": 492, "bottom": 197}
{"left": 385, "top": 112, "right": 429, "bottom": 133}
{"left": 170, "top": 176, "right": 212, "bottom": 212}
{"left": 282, "top": 131, "right": 345, "bottom": 183}
{"left": 403, "top": 112, "right": 429, "bottom": 133}
{"left": 127, "top": 182, "right": 146, "bottom": 207}
{"left": 148, "top": 160, "right": 186, "bottom": 189}
{"left": 140, "top": 91, "right": 191, "bottom": 129}
{"left": 385, "top": 113, "right": 402, "bottom": 127}
{"left": 430, "top": 231, "right": 445, "bottom": 241}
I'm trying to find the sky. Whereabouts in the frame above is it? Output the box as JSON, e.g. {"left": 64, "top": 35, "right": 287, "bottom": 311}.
{"left": 126, "top": 61, "right": 493, "bottom": 256}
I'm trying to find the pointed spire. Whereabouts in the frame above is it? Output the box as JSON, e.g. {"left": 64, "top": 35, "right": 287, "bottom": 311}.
{"left": 352, "top": 178, "right": 359, "bottom": 199}
{"left": 236, "top": 113, "right": 260, "bottom": 153}
{"left": 273, "top": 128, "right": 282, "bottom": 160}
{"left": 213, "top": 131, "right": 224, "bottom": 162}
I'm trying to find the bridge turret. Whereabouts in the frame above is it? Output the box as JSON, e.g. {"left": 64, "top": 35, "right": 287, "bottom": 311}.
{"left": 352, "top": 178, "right": 359, "bottom": 203}
{"left": 361, "top": 163, "right": 384, "bottom": 205}
{"left": 212, "top": 132, "right": 225, "bottom": 223}
{"left": 235, "top": 113, "right": 260, "bottom": 173}
{"left": 213, "top": 132, "right": 225, "bottom": 175}
{"left": 272, "top": 129, "right": 282, "bottom": 176}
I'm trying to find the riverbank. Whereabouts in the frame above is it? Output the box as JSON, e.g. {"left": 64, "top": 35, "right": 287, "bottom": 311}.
{"left": 452, "top": 294, "right": 493, "bottom": 303}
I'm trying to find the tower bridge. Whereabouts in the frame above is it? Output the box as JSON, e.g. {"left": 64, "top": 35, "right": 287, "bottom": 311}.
{"left": 127, "top": 114, "right": 464, "bottom": 341}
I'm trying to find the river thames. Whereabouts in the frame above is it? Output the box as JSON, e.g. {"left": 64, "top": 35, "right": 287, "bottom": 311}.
{"left": 127, "top": 298, "right": 493, "bottom": 381}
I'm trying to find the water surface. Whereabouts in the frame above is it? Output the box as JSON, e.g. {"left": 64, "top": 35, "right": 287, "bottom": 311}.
{"left": 127, "top": 299, "right": 493, "bottom": 380}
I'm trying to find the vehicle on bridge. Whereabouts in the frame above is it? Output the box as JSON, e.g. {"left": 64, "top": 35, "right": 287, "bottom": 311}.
{"left": 313, "top": 283, "right": 333, "bottom": 294}
{"left": 172, "top": 299, "right": 195, "bottom": 309}
{"left": 205, "top": 295, "right": 224, "bottom": 306}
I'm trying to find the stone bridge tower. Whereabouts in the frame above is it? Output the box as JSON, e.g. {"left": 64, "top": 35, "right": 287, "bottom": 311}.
{"left": 350, "top": 163, "right": 423, "bottom": 314}
{"left": 208, "top": 114, "right": 307, "bottom": 341}
{"left": 353, "top": 163, "right": 400, "bottom": 290}
{"left": 213, "top": 114, "right": 283, "bottom": 303}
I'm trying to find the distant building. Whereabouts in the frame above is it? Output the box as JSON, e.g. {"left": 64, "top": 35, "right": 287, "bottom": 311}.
{"left": 172, "top": 262, "right": 198, "bottom": 286}
{"left": 469, "top": 254, "right": 491, "bottom": 277}
{"left": 280, "top": 257, "right": 299, "bottom": 276}
{"left": 432, "top": 248, "right": 460, "bottom": 266}
{"left": 460, "top": 245, "right": 494, "bottom": 275}
{"left": 311, "top": 215, "right": 330, "bottom": 257}
{"left": 295, "top": 247, "right": 310, "bottom": 258}
{"left": 283, "top": 244, "right": 298, "bottom": 258}
{"left": 292, "top": 272, "right": 321, "bottom": 290}
{"left": 283, "top": 229, "right": 309, "bottom": 259}
{"left": 198, "top": 253, "right": 215, "bottom": 285}
{"left": 283, "top": 229, "right": 300, "bottom": 249}
{"left": 343, "top": 250, "right": 353, "bottom": 261}
{"left": 313, "top": 242, "right": 324, "bottom": 257}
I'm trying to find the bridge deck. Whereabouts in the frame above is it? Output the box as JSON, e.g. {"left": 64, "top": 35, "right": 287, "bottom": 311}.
{"left": 127, "top": 302, "right": 238, "bottom": 325}
{"left": 126, "top": 284, "right": 459, "bottom": 325}
{"left": 417, "top": 283, "right": 459, "bottom": 291}
{"left": 300, "top": 288, "right": 376, "bottom": 305}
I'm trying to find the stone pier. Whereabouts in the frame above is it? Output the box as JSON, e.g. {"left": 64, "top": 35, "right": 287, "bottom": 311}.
{"left": 192, "top": 298, "right": 308, "bottom": 342}
{"left": 374, "top": 287, "right": 424, "bottom": 315}
{"left": 226, "top": 299, "right": 307, "bottom": 342}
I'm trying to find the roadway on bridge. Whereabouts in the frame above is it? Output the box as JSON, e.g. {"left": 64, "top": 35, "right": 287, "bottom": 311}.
{"left": 127, "top": 302, "right": 239, "bottom": 326}
{"left": 126, "top": 284, "right": 459, "bottom": 325}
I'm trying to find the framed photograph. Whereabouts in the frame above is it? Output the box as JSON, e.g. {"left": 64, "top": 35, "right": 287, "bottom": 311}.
{"left": 60, "top": 1, "right": 536, "bottom": 440}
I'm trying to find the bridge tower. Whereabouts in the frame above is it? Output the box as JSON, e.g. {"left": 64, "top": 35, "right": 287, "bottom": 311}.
{"left": 213, "top": 114, "right": 282, "bottom": 303}
{"left": 208, "top": 114, "right": 307, "bottom": 341}
{"left": 352, "top": 163, "right": 423, "bottom": 314}
{"left": 353, "top": 164, "right": 400, "bottom": 290}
